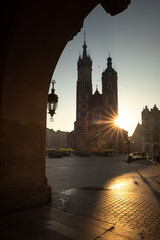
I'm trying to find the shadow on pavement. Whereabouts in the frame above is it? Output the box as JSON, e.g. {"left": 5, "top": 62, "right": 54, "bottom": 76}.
{"left": 136, "top": 170, "right": 160, "bottom": 202}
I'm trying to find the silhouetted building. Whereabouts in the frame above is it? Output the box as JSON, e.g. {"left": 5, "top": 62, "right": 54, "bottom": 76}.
{"left": 46, "top": 128, "right": 68, "bottom": 149}
{"left": 130, "top": 123, "right": 142, "bottom": 153}
{"left": 73, "top": 37, "right": 127, "bottom": 152}
{"left": 142, "top": 105, "right": 160, "bottom": 153}
{"left": 130, "top": 104, "right": 160, "bottom": 154}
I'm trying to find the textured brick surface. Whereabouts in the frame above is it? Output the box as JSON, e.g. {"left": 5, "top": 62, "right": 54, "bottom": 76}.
{"left": 47, "top": 155, "right": 160, "bottom": 239}
{"left": 0, "top": 155, "right": 160, "bottom": 240}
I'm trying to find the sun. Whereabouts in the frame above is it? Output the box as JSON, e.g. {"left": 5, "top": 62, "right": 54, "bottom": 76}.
{"left": 115, "top": 116, "right": 126, "bottom": 128}
{"left": 115, "top": 111, "right": 131, "bottom": 131}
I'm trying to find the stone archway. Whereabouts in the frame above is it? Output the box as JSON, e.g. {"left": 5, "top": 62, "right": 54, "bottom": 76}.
{"left": 0, "top": 0, "right": 130, "bottom": 213}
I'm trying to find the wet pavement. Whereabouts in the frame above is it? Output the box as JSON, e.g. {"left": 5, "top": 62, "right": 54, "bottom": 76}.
{"left": 0, "top": 155, "right": 160, "bottom": 239}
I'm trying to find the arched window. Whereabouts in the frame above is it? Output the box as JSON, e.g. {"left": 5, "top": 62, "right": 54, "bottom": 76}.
{"left": 108, "top": 94, "right": 112, "bottom": 102}
{"left": 108, "top": 83, "right": 112, "bottom": 90}
{"left": 82, "top": 87, "right": 85, "bottom": 93}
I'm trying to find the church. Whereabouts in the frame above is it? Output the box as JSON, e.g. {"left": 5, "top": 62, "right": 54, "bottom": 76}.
{"left": 70, "top": 37, "right": 128, "bottom": 153}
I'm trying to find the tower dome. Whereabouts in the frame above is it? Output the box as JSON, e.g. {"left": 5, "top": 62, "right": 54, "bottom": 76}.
{"left": 102, "top": 53, "right": 117, "bottom": 77}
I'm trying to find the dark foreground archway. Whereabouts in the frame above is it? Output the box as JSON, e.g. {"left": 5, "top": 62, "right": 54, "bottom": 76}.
{"left": 0, "top": 0, "right": 130, "bottom": 213}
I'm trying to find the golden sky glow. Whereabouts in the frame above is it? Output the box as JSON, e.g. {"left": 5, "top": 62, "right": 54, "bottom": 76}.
{"left": 47, "top": 1, "right": 160, "bottom": 136}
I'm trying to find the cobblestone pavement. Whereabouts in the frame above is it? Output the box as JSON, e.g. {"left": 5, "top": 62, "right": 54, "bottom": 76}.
{"left": 46, "top": 155, "right": 160, "bottom": 239}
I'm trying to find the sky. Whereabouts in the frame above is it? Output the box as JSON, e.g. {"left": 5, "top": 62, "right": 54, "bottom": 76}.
{"left": 47, "top": 0, "right": 160, "bottom": 136}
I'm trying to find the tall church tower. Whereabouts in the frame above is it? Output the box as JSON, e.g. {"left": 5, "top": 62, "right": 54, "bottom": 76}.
{"left": 72, "top": 42, "right": 123, "bottom": 152}
{"left": 102, "top": 55, "right": 118, "bottom": 119}
{"left": 74, "top": 35, "right": 92, "bottom": 150}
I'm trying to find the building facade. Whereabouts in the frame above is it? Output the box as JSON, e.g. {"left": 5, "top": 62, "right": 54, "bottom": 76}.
{"left": 130, "top": 104, "right": 160, "bottom": 155}
{"left": 142, "top": 105, "right": 160, "bottom": 154}
{"left": 46, "top": 128, "right": 68, "bottom": 149}
{"left": 73, "top": 38, "right": 127, "bottom": 152}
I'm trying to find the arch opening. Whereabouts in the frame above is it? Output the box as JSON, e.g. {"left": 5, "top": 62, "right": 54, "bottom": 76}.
{"left": 0, "top": 0, "right": 131, "bottom": 213}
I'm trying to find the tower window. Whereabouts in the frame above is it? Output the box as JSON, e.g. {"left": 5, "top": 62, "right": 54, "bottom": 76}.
{"left": 82, "top": 112, "right": 86, "bottom": 118}
{"left": 108, "top": 94, "right": 112, "bottom": 102}
{"left": 82, "top": 87, "right": 85, "bottom": 93}
{"left": 82, "top": 104, "right": 85, "bottom": 109}
{"left": 108, "top": 83, "right": 112, "bottom": 90}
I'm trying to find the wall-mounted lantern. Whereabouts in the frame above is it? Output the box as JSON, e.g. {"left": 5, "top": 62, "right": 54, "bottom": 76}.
{"left": 48, "top": 80, "right": 58, "bottom": 122}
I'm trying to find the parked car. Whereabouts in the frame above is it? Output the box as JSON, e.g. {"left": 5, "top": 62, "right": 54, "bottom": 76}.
{"left": 146, "top": 153, "right": 153, "bottom": 160}
{"left": 130, "top": 152, "right": 146, "bottom": 160}
{"left": 48, "top": 151, "right": 62, "bottom": 158}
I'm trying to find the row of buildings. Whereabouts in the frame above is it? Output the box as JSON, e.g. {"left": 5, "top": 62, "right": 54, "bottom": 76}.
{"left": 46, "top": 103, "right": 160, "bottom": 155}
{"left": 46, "top": 37, "right": 160, "bottom": 155}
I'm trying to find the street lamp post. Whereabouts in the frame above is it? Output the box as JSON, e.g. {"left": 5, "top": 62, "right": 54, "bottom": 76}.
{"left": 124, "top": 137, "right": 130, "bottom": 156}
{"left": 48, "top": 80, "right": 58, "bottom": 122}
{"left": 124, "top": 137, "right": 134, "bottom": 162}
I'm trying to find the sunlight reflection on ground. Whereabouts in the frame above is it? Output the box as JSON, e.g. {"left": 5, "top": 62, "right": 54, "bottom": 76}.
{"left": 110, "top": 181, "right": 129, "bottom": 190}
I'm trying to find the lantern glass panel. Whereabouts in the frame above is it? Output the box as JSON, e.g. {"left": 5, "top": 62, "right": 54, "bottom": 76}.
{"left": 50, "top": 102, "right": 54, "bottom": 110}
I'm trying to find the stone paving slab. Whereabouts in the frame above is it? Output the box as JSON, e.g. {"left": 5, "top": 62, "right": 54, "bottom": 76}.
{"left": 0, "top": 206, "right": 113, "bottom": 240}
{"left": 1, "top": 158, "right": 160, "bottom": 239}
{"left": 50, "top": 162, "right": 160, "bottom": 239}
{"left": 0, "top": 206, "right": 159, "bottom": 240}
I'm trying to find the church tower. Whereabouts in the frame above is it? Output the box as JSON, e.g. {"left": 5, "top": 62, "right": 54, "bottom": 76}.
{"left": 73, "top": 41, "right": 123, "bottom": 152}
{"left": 74, "top": 35, "right": 92, "bottom": 149}
{"left": 102, "top": 55, "right": 118, "bottom": 119}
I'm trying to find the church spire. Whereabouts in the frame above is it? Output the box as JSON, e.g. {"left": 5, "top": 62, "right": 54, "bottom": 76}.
{"left": 82, "top": 33, "right": 87, "bottom": 59}
{"left": 107, "top": 53, "right": 112, "bottom": 68}
{"left": 77, "top": 33, "right": 92, "bottom": 69}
